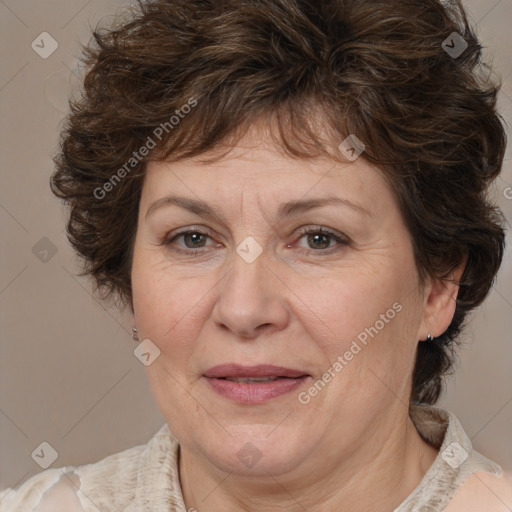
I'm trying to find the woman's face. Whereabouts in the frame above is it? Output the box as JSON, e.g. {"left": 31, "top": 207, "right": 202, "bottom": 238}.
{"left": 131, "top": 129, "right": 436, "bottom": 478}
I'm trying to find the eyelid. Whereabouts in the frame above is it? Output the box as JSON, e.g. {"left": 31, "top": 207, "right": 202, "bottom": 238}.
{"left": 162, "top": 225, "right": 216, "bottom": 242}
{"left": 293, "top": 225, "right": 348, "bottom": 241}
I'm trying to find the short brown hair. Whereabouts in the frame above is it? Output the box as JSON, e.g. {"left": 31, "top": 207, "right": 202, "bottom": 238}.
{"left": 51, "top": 0, "right": 507, "bottom": 405}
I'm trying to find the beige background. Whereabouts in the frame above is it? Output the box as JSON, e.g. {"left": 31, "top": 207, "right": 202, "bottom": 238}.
{"left": 1, "top": 0, "right": 511, "bottom": 491}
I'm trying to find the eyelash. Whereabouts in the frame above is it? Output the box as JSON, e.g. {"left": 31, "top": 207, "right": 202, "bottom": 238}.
{"left": 162, "top": 226, "right": 349, "bottom": 256}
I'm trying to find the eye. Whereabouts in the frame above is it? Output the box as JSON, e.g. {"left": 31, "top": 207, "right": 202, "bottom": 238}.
{"left": 179, "top": 231, "right": 208, "bottom": 249}
{"left": 292, "top": 226, "right": 349, "bottom": 254}
{"left": 161, "top": 226, "right": 349, "bottom": 256}
{"left": 162, "top": 228, "right": 220, "bottom": 255}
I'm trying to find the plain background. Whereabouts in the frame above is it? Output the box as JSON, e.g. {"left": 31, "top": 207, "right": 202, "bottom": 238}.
{"left": 1, "top": 0, "right": 511, "bottom": 491}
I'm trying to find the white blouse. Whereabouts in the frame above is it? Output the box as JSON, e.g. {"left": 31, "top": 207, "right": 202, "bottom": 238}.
{"left": 0, "top": 405, "right": 502, "bottom": 512}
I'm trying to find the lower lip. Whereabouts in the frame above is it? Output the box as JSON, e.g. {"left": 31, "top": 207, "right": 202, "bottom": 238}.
{"left": 204, "top": 376, "right": 311, "bottom": 404}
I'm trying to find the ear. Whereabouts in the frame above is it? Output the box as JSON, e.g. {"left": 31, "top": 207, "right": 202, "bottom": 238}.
{"left": 417, "top": 258, "right": 466, "bottom": 341}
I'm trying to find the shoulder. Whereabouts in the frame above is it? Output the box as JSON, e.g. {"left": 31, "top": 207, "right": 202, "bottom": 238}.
{"left": 32, "top": 472, "right": 83, "bottom": 512}
{"left": 0, "top": 468, "right": 82, "bottom": 512}
{"left": 0, "top": 442, "right": 148, "bottom": 512}
{"left": 444, "top": 471, "right": 512, "bottom": 512}
{"left": 1, "top": 424, "right": 177, "bottom": 512}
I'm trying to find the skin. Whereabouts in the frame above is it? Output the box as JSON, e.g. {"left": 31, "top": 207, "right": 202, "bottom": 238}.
{"left": 130, "top": 125, "right": 464, "bottom": 512}
{"left": 445, "top": 472, "right": 512, "bottom": 511}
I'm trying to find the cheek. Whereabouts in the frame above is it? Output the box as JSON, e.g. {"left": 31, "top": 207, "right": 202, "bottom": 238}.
{"left": 131, "top": 255, "right": 216, "bottom": 360}
{"left": 295, "top": 261, "right": 422, "bottom": 397}
{"left": 294, "top": 267, "right": 411, "bottom": 347}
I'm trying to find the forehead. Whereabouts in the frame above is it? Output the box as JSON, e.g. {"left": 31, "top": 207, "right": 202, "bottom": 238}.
{"left": 142, "top": 142, "right": 395, "bottom": 220}
{"left": 141, "top": 116, "right": 399, "bottom": 219}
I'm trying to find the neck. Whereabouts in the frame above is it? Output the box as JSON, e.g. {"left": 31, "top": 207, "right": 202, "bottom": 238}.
{"left": 178, "top": 408, "right": 439, "bottom": 512}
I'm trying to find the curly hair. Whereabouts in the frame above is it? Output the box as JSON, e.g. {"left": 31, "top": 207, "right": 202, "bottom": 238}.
{"left": 50, "top": 0, "right": 507, "bottom": 405}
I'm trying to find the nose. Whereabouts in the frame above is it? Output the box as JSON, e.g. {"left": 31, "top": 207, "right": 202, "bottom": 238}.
{"left": 212, "top": 249, "right": 290, "bottom": 339}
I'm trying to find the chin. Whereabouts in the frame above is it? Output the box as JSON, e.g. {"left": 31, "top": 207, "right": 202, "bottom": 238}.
{"left": 200, "top": 429, "right": 313, "bottom": 477}
{"left": 217, "top": 448, "right": 305, "bottom": 478}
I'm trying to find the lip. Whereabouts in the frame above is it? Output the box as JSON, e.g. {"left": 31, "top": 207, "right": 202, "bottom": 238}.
{"left": 203, "top": 364, "right": 309, "bottom": 379}
{"left": 203, "top": 364, "right": 312, "bottom": 404}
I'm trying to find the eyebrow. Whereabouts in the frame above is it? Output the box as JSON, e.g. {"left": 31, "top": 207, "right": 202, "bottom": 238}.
{"left": 145, "top": 195, "right": 372, "bottom": 222}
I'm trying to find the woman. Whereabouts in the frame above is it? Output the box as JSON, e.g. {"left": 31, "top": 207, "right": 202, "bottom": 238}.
{"left": 1, "top": 0, "right": 511, "bottom": 510}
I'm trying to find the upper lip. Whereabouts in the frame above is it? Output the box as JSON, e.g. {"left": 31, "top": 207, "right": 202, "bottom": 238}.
{"left": 203, "top": 364, "right": 309, "bottom": 378}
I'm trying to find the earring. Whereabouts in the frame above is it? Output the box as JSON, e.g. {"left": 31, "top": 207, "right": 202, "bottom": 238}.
{"left": 426, "top": 333, "right": 433, "bottom": 342}
{"left": 132, "top": 327, "right": 139, "bottom": 341}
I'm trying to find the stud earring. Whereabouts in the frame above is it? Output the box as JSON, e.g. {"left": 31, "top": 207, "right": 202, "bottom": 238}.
{"left": 132, "top": 327, "right": 139, "bottom": 341}
{"left": 426, "top": 333, "right": 433, "bottom": 342}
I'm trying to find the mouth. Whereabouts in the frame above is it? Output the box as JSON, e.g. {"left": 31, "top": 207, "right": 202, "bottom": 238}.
{"left": 221, "top": 376, "right": 293, "bottom": 383}
{"left": 203, "top": 364, "right": 312, "bottom": 403}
